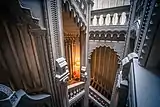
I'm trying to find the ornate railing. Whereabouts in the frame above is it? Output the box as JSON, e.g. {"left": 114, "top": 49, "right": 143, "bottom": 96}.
{"left": 90, "top": 5, "right": 130, "bottom": 26}
{"left": 89, "top": 86, "right": 110, "bottom": 107}
{"left": 89, "top": 5, "right": 130, "bottom": 41}
{"left": 68, "top": 82, "right": 85, "bottom": 106}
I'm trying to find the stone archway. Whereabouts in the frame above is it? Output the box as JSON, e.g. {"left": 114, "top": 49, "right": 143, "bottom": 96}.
{"left": 90, "top": 46, "right": 119, "bottom": 100}
{"left": 62, "top": 1, "right": 86, "bottom": 84}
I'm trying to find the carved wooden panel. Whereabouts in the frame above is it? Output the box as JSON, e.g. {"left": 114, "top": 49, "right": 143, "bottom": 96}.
{"left": 0, "top": 2, "right": 51, "bottom": 94}
{"left": 90, "top": 46, "right": 119, "bottom": 100}
{"left": 0, "top": 21, "right": 51, "bottom": 93}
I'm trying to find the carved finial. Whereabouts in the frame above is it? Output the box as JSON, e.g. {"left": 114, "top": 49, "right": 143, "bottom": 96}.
{"left": 56, "top": 57, "right": 69, "bottom": 83}
{"left": 81, "top": 66, "right": 87, "bottom": 81}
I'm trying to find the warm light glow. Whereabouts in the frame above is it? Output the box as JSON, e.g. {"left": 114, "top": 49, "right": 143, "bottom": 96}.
{"left": 73, "top": 58, "right": 80, "bottom": 79}
{"left": 64, "top": 35, "right": 81, "bottom": 82}
{"left": 72, "top": 39, "right": 80, "bottom": 80}
{"left": 75, "top": 61, "right": 80, "bottom": 66}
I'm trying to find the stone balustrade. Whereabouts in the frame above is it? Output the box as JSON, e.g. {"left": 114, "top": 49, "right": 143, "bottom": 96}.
{"left": 90, "top": 5, "right": 130, "bottom": 26}
{"left": 68, "top": 82, "right": 85, "bottom": 100}
{"left": 68, "top": 82, "right": 85, "bottom": 106}
{"left": 89, "top": 86, "right": 110, "bottom": 107}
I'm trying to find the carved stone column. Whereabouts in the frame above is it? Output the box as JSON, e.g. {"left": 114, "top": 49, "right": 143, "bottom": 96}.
{"left": 83, "top": 0, "right": 92, "bottom": 107}
{"left": 44, "top": 1, "right": 66, "bottom": 106}
{"left": 46, "top": 0, "right": 65, "bottom": 59}
{"left": 96, "top": 15, "right": 100, "bottom": 25}
{"left": 117, "top": 13, "right": 122, "bottom": 25}
{"left": 55, "top": 57, "right": 69, "bottom": 107}
{"left": 91, "top": 16, "right": 94, "bottom": 25}
{"left": 110, "top": 14, "right": 114, "bottom": 25}
{"left": 125, "top": 13, "right": 129, "bottom": 25}
{"left": 103, "top": 15, "right": 106, "bottom": 25}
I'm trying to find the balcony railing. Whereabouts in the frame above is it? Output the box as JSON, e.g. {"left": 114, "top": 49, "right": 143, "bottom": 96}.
{"left": 68, "top": 82, "right": 85, "bottom": 106}
{"left": 89, "top": 86, "right": 110, "bottom": 107}
{"left": 90, "top": 5, "right": 130, "bottom": 26}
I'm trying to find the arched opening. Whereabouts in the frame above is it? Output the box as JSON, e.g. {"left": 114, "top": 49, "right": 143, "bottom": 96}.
{"left": 62, "top": 3, "right": 86, "bottom": 84}
{"left": 90, "top": 46, "right": 119, "bottom": 100}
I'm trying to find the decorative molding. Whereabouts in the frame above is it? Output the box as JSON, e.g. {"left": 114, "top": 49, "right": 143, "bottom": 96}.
{"left": 49, "top": 0, "right": 62, "bottom": 58}
{"left": 135, "top": 0, "right": 156, "bottom": 55}
{"left": 139, "top": 1, "right": 160, "bottom": 66}
{"left": 89, "top": 30, "right": 126, "bottom": 41}
{"left": 90, "top": 25, "right": 128, "bottom": 31}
